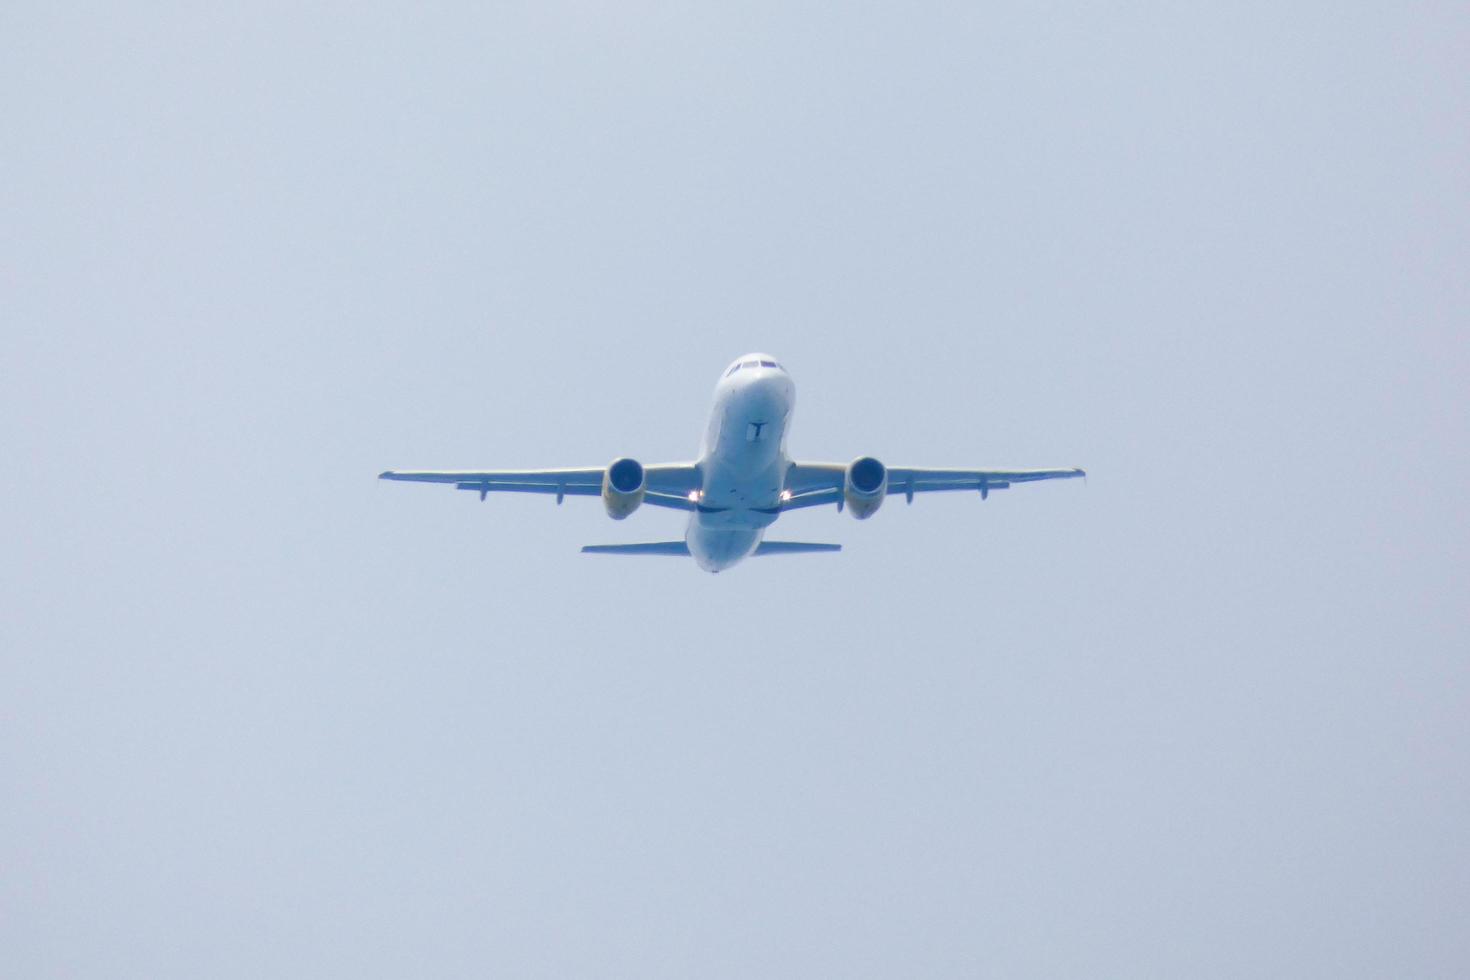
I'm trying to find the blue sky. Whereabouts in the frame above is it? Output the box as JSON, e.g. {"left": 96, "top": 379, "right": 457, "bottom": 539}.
{"left": 4, "top": 3, "right": 1467, "bottom": 976}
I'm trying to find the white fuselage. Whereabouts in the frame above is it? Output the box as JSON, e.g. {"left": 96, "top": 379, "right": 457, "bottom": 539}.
{"left": 687, "top": 356, "right": 797, "bottom": 572}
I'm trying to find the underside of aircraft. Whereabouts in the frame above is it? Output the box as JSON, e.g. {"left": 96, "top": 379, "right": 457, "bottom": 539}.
{"left": 381, "top": 354, "right": 1084, "bottom": 572}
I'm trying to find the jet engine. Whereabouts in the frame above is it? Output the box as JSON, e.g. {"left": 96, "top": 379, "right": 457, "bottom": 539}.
{"left": 602, "top": 458, "right": 646, "bottom": 520}
{"left": 844, "top": 456, "right": 887, "bottom": 519}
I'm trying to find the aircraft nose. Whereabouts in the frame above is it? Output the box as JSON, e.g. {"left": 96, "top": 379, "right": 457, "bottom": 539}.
{"left": 739, "top": 370, "right": 789, "bottom": 407}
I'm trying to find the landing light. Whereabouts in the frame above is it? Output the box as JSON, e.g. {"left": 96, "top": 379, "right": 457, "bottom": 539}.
{"left": 688, "top": 490, "right": 701, "bottom": 502}
{"left": 780, "top": 490, "right": 792, "bottom": 501}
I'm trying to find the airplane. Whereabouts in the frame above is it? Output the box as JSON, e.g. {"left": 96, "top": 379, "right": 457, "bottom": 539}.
{"left": 380, "top": 353, "right": 1085, "bottom": 573}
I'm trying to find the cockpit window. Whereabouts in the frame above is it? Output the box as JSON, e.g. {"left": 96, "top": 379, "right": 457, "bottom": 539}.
{"left": 727, "top": 358, "right": 783, "bottom": 376}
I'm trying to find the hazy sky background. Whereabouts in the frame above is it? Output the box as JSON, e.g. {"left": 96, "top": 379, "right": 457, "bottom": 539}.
{"left": 4, "top": 3, "right": 1467, "bottom": 977}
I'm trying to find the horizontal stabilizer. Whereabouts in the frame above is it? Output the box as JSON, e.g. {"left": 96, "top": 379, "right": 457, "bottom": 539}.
{"left": 581, "top": 541, "right": 690, "bottom": 556}
{"left": 753, "top": 541, "right": 842, "bottom": 555}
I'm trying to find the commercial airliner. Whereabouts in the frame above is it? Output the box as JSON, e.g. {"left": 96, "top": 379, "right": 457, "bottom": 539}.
{"left": 380, "top": 354, "right": 1085, "bottom": 572}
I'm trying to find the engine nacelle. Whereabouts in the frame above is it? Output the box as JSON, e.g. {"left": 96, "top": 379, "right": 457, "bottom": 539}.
{"left": 602, "top": 458, "right": 646, "bottom": 520}
{"left": 844, "top": 456, "right": 887, "bottom": 519}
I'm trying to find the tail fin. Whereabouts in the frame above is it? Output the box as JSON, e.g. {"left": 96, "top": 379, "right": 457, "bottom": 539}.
{"left": 581, "top": 541, "right": 690, "bottom": 556}
{"left": 753, "top": 541, "right": 842, "bottom": 555}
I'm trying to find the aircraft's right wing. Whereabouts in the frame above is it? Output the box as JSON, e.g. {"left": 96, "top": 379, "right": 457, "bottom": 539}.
{"left": 379, "top": 463, "right": 701, "bottom": 510}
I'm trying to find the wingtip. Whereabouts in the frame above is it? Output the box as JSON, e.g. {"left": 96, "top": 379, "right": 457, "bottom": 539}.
{"left": 378, "top": 471, "right": 394, "bottom": 480}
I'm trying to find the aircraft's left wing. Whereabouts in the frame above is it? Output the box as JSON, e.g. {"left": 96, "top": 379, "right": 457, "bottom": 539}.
{"left": 782, "top": 462, "right": 1084, "bottom": 508}
{"left": 379, "top": 464, "right": 701, "bottom": 510}
{"left": 883, "top": 466, "right": 1085, "bottom": 500}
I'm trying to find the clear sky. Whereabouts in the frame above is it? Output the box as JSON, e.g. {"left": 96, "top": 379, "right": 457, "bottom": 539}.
{"left": 4, "top": 3, "right": 1467, "bottom": 977}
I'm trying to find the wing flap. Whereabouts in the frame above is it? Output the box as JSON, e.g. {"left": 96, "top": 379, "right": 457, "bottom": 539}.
{"left": 783, "top": 462, "right": 1084, "bottom": 497}
{"left": 752, "top": 488, "right": 843, "bottom": 514}
{"left": 453, "top": 482, "right": 600, "bottom": 495}
{"left": 775, "top": 463, "right": 1082, "bottom": 508}
{"left": 380, "top": 463, "right": 700, "bottom": 500}
{"left": 886, "top": 467, "right": 1085, "bottom": 486}
{"left": 381, "top": 468, "right": 604, "bottom": 487}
